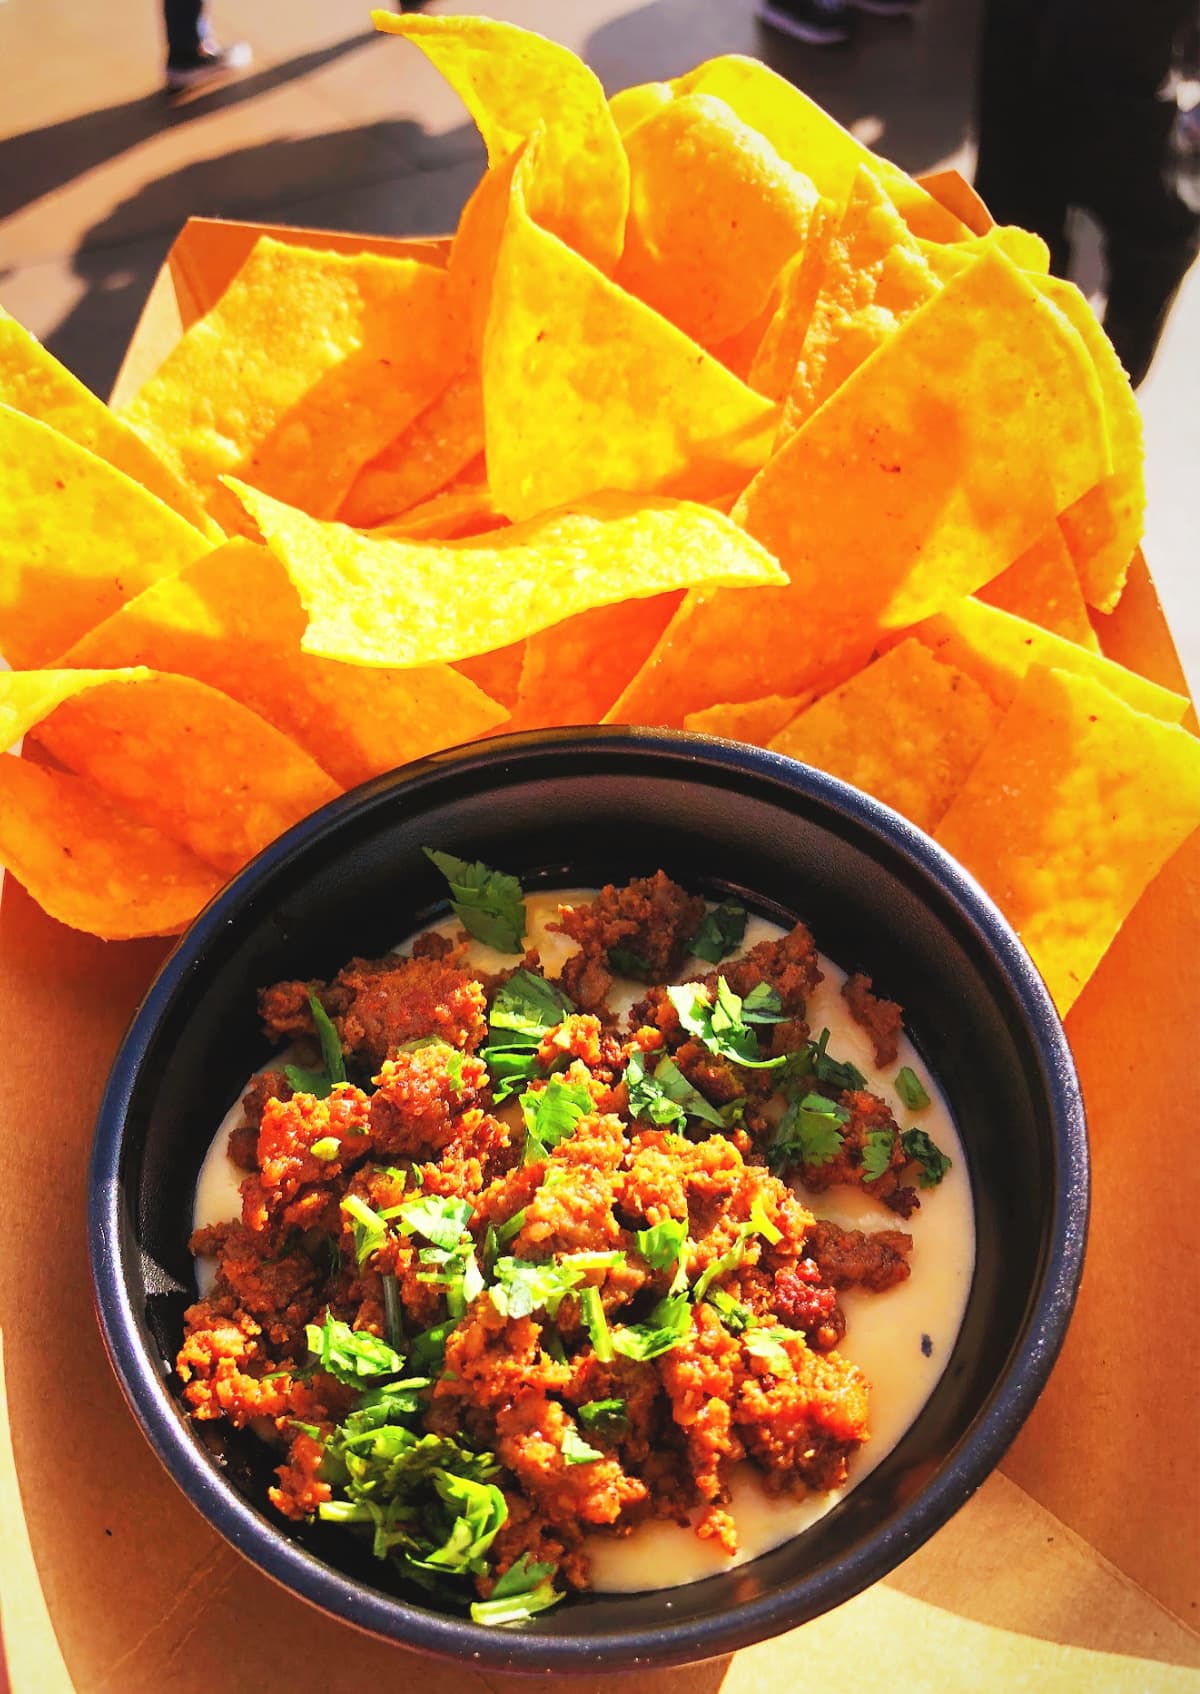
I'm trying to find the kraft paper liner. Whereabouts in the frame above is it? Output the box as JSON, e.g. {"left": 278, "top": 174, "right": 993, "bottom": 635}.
{"left": 2, "top": 189, "right": 1198, "bottom": 1688}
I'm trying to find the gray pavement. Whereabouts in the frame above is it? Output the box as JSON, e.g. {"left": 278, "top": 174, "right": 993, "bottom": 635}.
{"left": 0, "top": 0, "right": 1195, "bottom": 688}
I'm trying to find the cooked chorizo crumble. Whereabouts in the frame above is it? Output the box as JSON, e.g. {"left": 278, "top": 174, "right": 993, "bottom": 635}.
{"left": 178, "top": 865, "right": 949, "bottom": 1624}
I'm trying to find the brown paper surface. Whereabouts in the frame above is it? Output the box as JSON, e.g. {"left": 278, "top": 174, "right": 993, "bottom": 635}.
{"left": 1, "top": 212, "right": 1198, "bottom": 1690}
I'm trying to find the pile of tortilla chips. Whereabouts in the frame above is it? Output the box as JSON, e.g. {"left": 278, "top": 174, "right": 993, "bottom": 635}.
{"left": 0, "top": 12, "right": 1198, "bottom": 1017}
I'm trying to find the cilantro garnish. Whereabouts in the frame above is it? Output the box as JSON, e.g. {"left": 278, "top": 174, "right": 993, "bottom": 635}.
{"left": 810, "top": 1027, "right": 868, "bottom": 1092}
{"left": 608, "top": 946, "right": 652, "bottom": 979}
{"left": 341, "top": 1192, "right": 389, "bottom": 1264}
{"left": 705, "top": 1288, "right": 755, "bottom": 1334}
{"left": 688, "top": 900, "right": 748, "bottom": 964}
{"left": 470, "top": 1555, "right": 563, "bottom": 1627}
{"left": 382, "top": 1272, "right": 405, "bottom": 1353}
{"left": 305, "top": 1312, "right": 405, "bottom": 1386}
{"left": 768, "top": 1092, "right": 849, "bottom": 1170}
{"left": 895, "top": 1066, "right": 932, "bottom": 1111}
{"left": 310, "top": 1136, "right": 340, "bottom": 1162}
{"left": 861, "top": 1127, "right": 897, "bottom": 1183}
{"left": 487, "top": 1253, "right": 622, "bottom": 1321}
{"left": 742, "top": 1327, "right": 793, "bottom": 1374}
{"left": 901, "top": 1127, "right": 952, "bottom": 1188}
{"left": 577, "top": 1397, "right": 628, "bottom": 1436}
{"left": 667, "top": 977, "right": 791, "bottom": 1071}
{"left": 409, "top": 1472, "right": 508, "bottom": 1574}
{"left": 416, "top": 1239, "right": 484, "bottom": 1317}
{"left": 624, "top": 1049, "right": 727, "bottom": 1132}
{"left": 580, "top": 1285, "right": 613, "bottom": 1362}
{"left": 424, "top": 848, "right": 526, "bottom": 953}
{"left": 611, "top": 1292, "right": 693, "bottom": 1360}
{"left": 397, "top": 1194, "right": 474, "bottom": 1251}
{"left": 521, "top": 1074, "right": 594, "bottom": 1161}
{"left": 481, "top": 970, "right": 574, "bottom": 1102}
{"left": 561, "top": 1425, "right": 603, "bottom": 1466}
{"left": 284, "top": 991, "right": 347, "bottom": 1097}
{"left": 408, "top": 1317, "right": 457, "bottom": 1374}
{"left": 634, "top": 1216, "right": 688, "bottom": 1273}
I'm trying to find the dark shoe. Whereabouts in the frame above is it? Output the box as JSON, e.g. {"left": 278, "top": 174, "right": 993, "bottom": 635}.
{"left": 757, "top": 0, "right": 854, "bottom": 48}
{"left": 165, "top": 39, "right": 252, "bottom": 93}
{"left": 847, "top": 0, "right": 919, "bottom": 13}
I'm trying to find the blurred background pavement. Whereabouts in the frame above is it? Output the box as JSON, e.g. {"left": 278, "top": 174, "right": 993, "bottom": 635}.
{"left": 0, "top": 0, "right": 1195, "bottom": 690}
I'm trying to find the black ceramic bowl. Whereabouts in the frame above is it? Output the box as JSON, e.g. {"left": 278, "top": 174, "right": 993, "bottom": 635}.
{"left": 89, "top": 728, "right": 1087, "bottom": 1673}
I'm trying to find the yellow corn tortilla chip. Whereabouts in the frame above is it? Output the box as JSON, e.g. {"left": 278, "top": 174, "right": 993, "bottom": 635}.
{"left": 673, "top": 56, "right": 968, "bottom": 241}
{"left": 59, "top": 540, "right": 509, "bottom": 790}
{"left": 0, "top": 756, "right": 223, "bottom": 941}
{"left": 609, "top": 250, "right": 1110, "bottom": 727}
{"left": 512, "top": 592, "right": 684, "bottom": 732}
{"left": 609, "top": 81, "right": 674, "bottom": 137}
{"left": 614, "top": 93, "right": 821, "bottom": 348}
{"left": 15, "top": 669, "right": 340, "bottom": 876}
{"left": 780, "top": 168, "right": 941, "bottom": 434}
{"left": 122, "top": 238, "right": 458, "bottom": 534}
{"left": 0, "top": 307, "right": 219, "bottom": 539}
{"left": 682, "top": 693, "right": 814, "bottom": 744}
{"left": 483, "top": 141, "right": 779, "bottom": 521}
{"left": 337, "top": 369, "right": 485, "bottom": 529}
{"left": 371, "top": 475, "right": 499, "bottom": 543}
{"left": 745, "top": 201, "right": 837, "bottom": 400}
{"left": 935, "top": 664, "right": 1200, "bottom": 1015}
{"left": 445, "top": 152, "right": 521, "bottom": 356}
{"left": 1032, "top": 275, "right": 1145, "bottom": 613}
{"left": 767, "top": 640, "right": 1001, "bottom": 834}
{"left": 0, "top": 405, "right": 212, "bottom": 669}
{"left": 453, "top": 645, "right": 526, "bottom": 713}
{"left": 913, "top": 596, "right": 1186, "bottom": 723}
{"left": 372, "top": 12, "right": 628, "bottom": 276}
{"left": 229, "top": 481, "right": 787, "bottom": 670}
{"left": 977, "top": 523, "right": 1099, "bottom": 651}
{"left": 919, "top": 228, "right": 1051, "bottom": 278}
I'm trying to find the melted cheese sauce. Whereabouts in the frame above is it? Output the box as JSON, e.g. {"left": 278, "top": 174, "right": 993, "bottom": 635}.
{"left": 193, "top": 892, "right": 975, "bottom": 1591}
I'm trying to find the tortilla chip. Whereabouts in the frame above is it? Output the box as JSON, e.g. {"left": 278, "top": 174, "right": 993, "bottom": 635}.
{"left": 0, "top": 405, "right": 212, "bottom": 669}
{"left": 913, "top": 596, "right": 1186, "bottom": 724}
{"left": 745, "top": 202, "right": 837, "bottom": 400}
{"left": 453, "top": 646, "right": 526, "bottom": 712}
{"left": 483, "top": 141, "right": 779, "bottom": 521}
{"left": 767, "top": 640, "right": 1000, "bottom": 833}
{"left": 673, "top": 56, "right": 968, "bottom": 241}
{"left": 229, "top": 482, "right": 787, "bottom": 670}
{"left": 122, "top": 238, "right": 458, "bottom": 534}
{"left": 59, "top": 540, "right": 509, "bottom": 789}
{"left": 372, "top": 11, "right": 628, "bottom": 276}
{"left": 0, "top": 756, "right": 223, "bottom": 941}
{"left": 1032, "top": 276, "right": 1145, "bottom": 613}
{"left": 609, "top": 251, "right": 1109, "bottom": 727}
{"left": 935, "top": 664, "right": 1200, "bottom": 1014}
{"left": 18, "top": 669, "right": 340, "bottom": 876}
{"left": 371, "top": 475, "right": 500, "bottom": 542}
{"left": 614, "top": 93, "right": 821, "bottom": 348}
{"left": 0, "top": 307, "right": 219, "bottom": 538}
{"left": 609, "top": 81, "right": 674, "bottom": 137}
{"left": 780, "top": 167, "right": 941, "bottom": 433}
{"left": 977, "top": 523, "right": 1100, "bottom": 651}
{"left": 513, "top": 592, "right": 684, "bottom": 731}
{"left": 337, "top": 369, "right": 485, "bottom": 529}
{"left": 683, "top": 693, "right": 814, "bottom": 744}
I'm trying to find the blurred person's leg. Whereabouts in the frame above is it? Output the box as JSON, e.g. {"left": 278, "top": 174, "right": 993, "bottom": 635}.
{"left": 164, "top": 0, "right": 252, "bottom": 92}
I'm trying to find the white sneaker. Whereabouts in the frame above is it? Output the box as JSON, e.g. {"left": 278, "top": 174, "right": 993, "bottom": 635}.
{"left": 165, "top": 40, "right": 252, "bottom": 94}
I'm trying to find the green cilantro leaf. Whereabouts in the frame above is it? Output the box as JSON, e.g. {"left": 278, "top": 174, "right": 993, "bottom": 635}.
{"left": 341, "top": 1192, "right": 390, "bottom": 1264}
{"left": 408, "top": 1317, "right": 457, "bottom": 1375}
{"left": 895, "top": 1066, "right": 932, "bottom": 1111}
{"left": 768, "top": 1092, "right": 849, "bottom": 1170}
{"left": 283, "top": 991, "right": 347, "bottom": 1098}
{"left": 861, "top": 1127, "right": 897, "bottom": 1183}
{"left": 305, "top": 1313, "right": 405, "bottom": 1385}
{"left": 901, "top": 1127, "right": 952, "bottom": 1188}
{"left": 310, "top": 1136, "right": 340, "bottom": 1162}
{"left": 470, "top": 1555, "right": 563, "bottom": 1626}
{"left": 488, "top": 969, "right": 574, "bottom": 1043}
{"left": 397, "top": 1194, "right": 474, "bottom": 1251}
{"left": 481, "top": 1046, "right": 542, "bottom": 1104}
{"left": 580, "top": 1285, "right": 613, "bottom": 1362}
{"left": 488, "top": 1257, "right": 581, "bottom": 1321}
{"left": 705, "top": 1287, "right": 755, "bottom": 1334}
{"left": 667, "top": 978, "right": 790, "bottom": 1070}
{"left": 688, "top": 901, "right": 748, "bottom": 964}
{"left": 521, "top": 1074, "right": 594, "bottom": 1161}
{"left": 624, "top": 1049, "right": 727, "bottom": 1132}
{"left": 608, "top": 946, "right": 652, "bottom": 979}
{"left": 742, "top": 1327, "right": 793, "bottom": 1374}
{"left": 424, "top": 848, "right": 526, "bottom": 953}
{"left": 634, "top": 1216, "right": 689, "bottom": 1273}
{"left": 561, "top": 1425, "right": 603, "bottom": 1465}
{"left": 612, "top": 1292, "right": 693, "bottom": 1360}
{"left": 577, "top": 1397, "right": 628, "bottom": 1436}
{"left": 811, "top": 1027, "right": 868, "bottom": 1092}
{"left": 748, "top": 1195, "right": 783, "bottom": 1244}
{"left": 409, "top": 1471, "right": 507, "bottom": 1573}
{"left": 741, "top": 982, "right": 786, "bottom": 1023}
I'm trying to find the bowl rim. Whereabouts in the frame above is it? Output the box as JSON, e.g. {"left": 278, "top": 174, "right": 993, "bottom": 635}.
{"left": 88, "top": 726, "right": 1089, "bottom": 1672}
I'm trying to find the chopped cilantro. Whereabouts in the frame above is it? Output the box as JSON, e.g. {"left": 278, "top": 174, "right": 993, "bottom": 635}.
{"left": 861, "top": 1127, "right": 897, "bottom": 1183}
{"left": 634, "top": 1216, "right": 689, "bottom": 1273}
{"left": 482, "top": 970, "right": 574, "bottom": 1102}
{"left": 424, "top": 848, "right": 526, "bottom": 953}
{"left": 494, "top": 1207, "right": 527, "bottom": 1248}
{"left": 408, "top": 1317, "right": 457, "bottom": 1375}
{"left": 409, "top": 1471, "right": 507, "bottom": 1573}
{"left": 310, "top": 1136, "right": 340, "bottom": 1162}
{"left": 561, "top": 1425, "right": 603, "bottom": 1466}
{"left": 688, "top": 900, "right": 748, "bottom": 964}
{"left": 667, "top": 977, "right": 790, "bottom": 1070}
{"left": 481, "top": 1047, "right": 542, "bottom": 1103}
{"left": 624, "top": 1049, "right": 727, "bottom": 1132}
{"left": 895, "top": 1066, "right": 932, "bottom": 1111}
{"left": 742, "top": 1327, "right": 793, "bottom": 1374}
{"left": 691, "top": 1233, "right": 751, "bottom": 1304}
{"left": 811, "top": 1027, "right": 868, "bottom": 1092}
{"left": 488, "top": 1256, "right": 582, "bottom": 1321}
{"left": 580, "top": 1285, "right": 613, "bottom": 1362}
{"left": 748, "top": 1195, "right": 783, "bottom": 1245}
{"left": 608, "top": 946, "right": 652, "bottom": 979}
{"left": 341, "top": 1192, "right": 389, "bottom": 1264}
{"left": 469, "top": 1555, "right": 563, "bottom": 1627}
{"left": 382, "top": 1272, "right": 405, "bottom": 1353}
{"left": 705, "top": 1288, "right": 755, "bottom": 1334}
{"left": 901, "top": 1127, "right": 952, "bottom": 1188}
{"left": 577, "top": 1397, "right": 628, "bottom": 1436}
{"left": 521, "top": 1074, "right": 594, "bottom": 1161}
{"left": 283, "top": 991, "right": 347, "bottom": 1098}
{"left": 305, "top": 1313, "right": 405, "bottom": 1386}
{"left": 415, "top": 1240, "right": 483, "bottom": 1317}
{"left": 397, "top": 1194, "right": 474, "bottom": 1251}
{"left": 612, "top": 1292, "right": 693, "bottom": 1360}
{"left": 741, "top": 981, "right": 787, "bottom": 1023}
{"left": 768, "top": 1092, "right": 849, "bottom": 1170}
